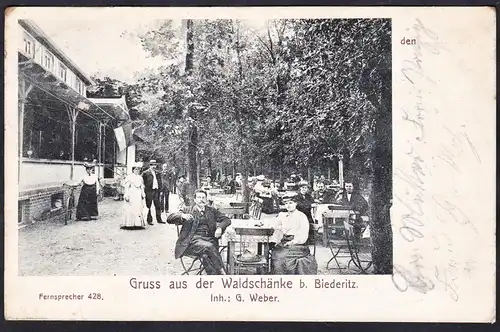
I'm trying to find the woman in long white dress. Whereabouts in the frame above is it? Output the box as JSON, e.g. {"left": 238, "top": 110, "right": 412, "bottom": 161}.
{"left": 121, "top": 163, "right": 146, "bottom": 230}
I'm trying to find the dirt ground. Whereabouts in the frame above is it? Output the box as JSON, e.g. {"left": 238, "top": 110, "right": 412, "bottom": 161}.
{"left": 18, "top": 193, "right": 362, "bottom": 276}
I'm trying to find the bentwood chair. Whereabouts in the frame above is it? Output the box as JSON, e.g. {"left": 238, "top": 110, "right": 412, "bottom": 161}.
{"left": 175, "top": 224, "right": 228, "bottom": 275}
{"left": 248, "top": 198, "right": 263, "bottom": 220}
{"left": 219, "top": 206, "right": 246, "bottom": 219}
{"left": 343, "top": 219, "right": 373, "bottom": 274}
{"left": 176, "top": 225, "right": 205, "bottom": 275}
{"left": 324, "top": 209, "right": 352, "bottom": 273}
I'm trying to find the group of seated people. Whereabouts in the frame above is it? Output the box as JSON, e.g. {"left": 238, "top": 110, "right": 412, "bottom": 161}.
{"left": 296, "top": 179, "right": 369, "bottom": 240}
{"left": 167, "top": 189, "right": 318, "bottom": 275}
{"left": 167, "top": 176, "right": 368, "bottom": 275}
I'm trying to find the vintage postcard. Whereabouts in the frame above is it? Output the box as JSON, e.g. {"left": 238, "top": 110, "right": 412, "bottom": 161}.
{"left": 4, "top": 6, "right": 496, "bottom": 322}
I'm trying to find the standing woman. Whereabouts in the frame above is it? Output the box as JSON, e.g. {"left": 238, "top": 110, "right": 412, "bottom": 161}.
{"left": 76, "top": 163, "right": 100, "bottom": 221}
{"left": 121, "top": 162, "right": 146, "bottom": 230}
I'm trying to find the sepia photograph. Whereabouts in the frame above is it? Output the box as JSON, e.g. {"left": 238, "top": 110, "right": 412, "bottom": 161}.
{"left": 16, "top": 17, "right": 391, "bottom": 277}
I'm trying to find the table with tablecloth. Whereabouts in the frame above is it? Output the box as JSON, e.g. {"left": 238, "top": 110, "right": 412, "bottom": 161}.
{"left": 319, "top": 206, "right": 371, "bottom": 246}
{"left": 210, "top": 194, "right": 238, "bottom": 208}
{"left": 221, "top": 218, "right": 282, "bottom": 274}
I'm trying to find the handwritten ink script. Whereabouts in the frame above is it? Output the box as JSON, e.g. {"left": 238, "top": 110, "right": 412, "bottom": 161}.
{"left": 393, "top": 18, "right": 481, "bottom": 302}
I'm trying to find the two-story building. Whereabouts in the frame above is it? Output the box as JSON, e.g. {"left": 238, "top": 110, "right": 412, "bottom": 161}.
{"left": 17, "top": 19, "right": 135, "bottom": 226}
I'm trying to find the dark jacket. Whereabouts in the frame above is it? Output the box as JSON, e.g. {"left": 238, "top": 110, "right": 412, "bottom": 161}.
{"left": 142, "top": 169, "right": 163, "bottom": 192}
{"left": 295, "top": 192, "right": 315, "bottom": 224}
{"left": 167, "top": 205, "right": 231, "bottom": 259}
{"left": 227, "top": 180, "right": 237, "bottom": 194}
{"left": 336, "top": 192, "right": 368, "bottom": 215}
{"left": 160, "top": 171, "right": 175, "bottom": 191}
{"left": 312, "top": 190, "right": 335, "bottom": 204}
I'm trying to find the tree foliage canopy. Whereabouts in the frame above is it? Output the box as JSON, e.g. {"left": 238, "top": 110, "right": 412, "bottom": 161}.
{"left": 92, "top": 19, "right": 391, "bottom": 181}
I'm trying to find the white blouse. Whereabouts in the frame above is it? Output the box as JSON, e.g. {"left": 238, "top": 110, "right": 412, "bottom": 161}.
{"left": 276, "top": 209, "right": 310, "bottom": 245}
{"left": 82, "top": 174, "right": 98, "bottom": 186}
{"left": 124, "top": 173, "right": 144, "bottom": 189}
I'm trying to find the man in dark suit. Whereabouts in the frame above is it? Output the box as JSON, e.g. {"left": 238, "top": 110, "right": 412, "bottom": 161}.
{"left": 336, "top": 180, "right": 369, "bottom": 237}
{"left": 142, "top": 159, "right": 165, "bottom": 225}
{"left": 336, "top": 181, "right": 368, "bottom": 215}
{"left": 312, "top": 182, "right": 335, "bottom": 204}
{"left": 226, "top": 175, "right": 237, "bottom": 194}
{"left": 167, "top": 190, "right": 231, "bottom": 275}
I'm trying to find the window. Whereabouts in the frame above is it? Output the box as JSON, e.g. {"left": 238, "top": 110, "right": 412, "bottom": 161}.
{"left": 22, "top": 33, "right": 35, "bottom": 57}
{"left": 43, "top": 50, "right": 55, "bottom": 71}
{"left": 75, "top": 78, "right": 84, "bottom": 95}
{"left": 58, "top": 63, "right": 67, "bottom": 82}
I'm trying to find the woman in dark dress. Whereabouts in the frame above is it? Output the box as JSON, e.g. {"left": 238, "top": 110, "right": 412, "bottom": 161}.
{"left": 294, "top": 181, "right": 316, "bottom": 245}
{"left": 295, "top": 181, "right": 315, "bottom": 225}
{"left": 76, "top": 163, "right": 99, "bottom": 220}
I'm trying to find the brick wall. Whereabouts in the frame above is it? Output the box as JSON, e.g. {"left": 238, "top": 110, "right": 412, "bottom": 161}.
{"left": 19, "top": 185, "right": 82, "bottom": 224}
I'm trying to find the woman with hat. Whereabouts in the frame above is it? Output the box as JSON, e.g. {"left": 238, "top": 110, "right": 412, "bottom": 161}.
{"left": 295, "top": 181, "right": 315, "bottom": 225}
{"left": 76, "top": 163, "right": 100, "bottom": 221}
{"left": 271, "top": 195, "right": 318, "bottom": 275}
{"left": 121, "top": 162, "right": 146, "bottom": 230}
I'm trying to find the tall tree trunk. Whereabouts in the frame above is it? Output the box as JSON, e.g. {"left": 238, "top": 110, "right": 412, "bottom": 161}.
{"left": 370, "top": 49, "right": 393, "bottom": 274}
{"left": 234, "top": 20, "right": 250, "bottom": 204}
{"left": 307, "top": 166, "right": 312, "bottom": 186}
{"left": 187, "top": 120, "right": 198, "bottom": 190}
{"left": 185, "top": 19, "right": 197, "bottom": 200}
{"left": 197, "top": 151, "right": 202, "bottom": 188}
{"left": 208, "top": 158, "right": 212, "bottom": 178}
{"left": 219, "top": 159, "right": 223, "bottom": 182}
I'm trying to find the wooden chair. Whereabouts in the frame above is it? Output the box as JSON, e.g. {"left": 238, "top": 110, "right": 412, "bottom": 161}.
{"left": 324, "top": 210, "right": 352, "bottom": 273}
{"left": 219, "top": 206, "right": 246, "bottom": 219}
{"left": 175, "top": 224, "right": 228, "bottom": 275}
{"left": 229, "top": 201, "right": 252, "bottom": 213}
{"left": 176, "top": 225, "right": 204, "bottom": 275}
{"left": 343, "top": 219, "right": 373, "bottom": 274}
{"left": 248, "top": 198, "right": 263, "bottom": 220}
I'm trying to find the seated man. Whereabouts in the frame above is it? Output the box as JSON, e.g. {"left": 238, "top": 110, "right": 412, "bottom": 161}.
{"left": 271, "top": 195, "right": 318, "bottom": 275}
{"left": 336, "top": 180, "right": 369, "bottom": 237}
{"left": 167, "top": 190, "right": 231, "bottom": 275}
{"left": 312, "top": 182, "right": 335, "bottom": 204}
{"left": 226, "top": 175, "right": 237, "bottom": 194}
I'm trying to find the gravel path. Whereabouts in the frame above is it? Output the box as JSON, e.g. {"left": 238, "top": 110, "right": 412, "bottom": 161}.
{"left": 18, "top": 194, "right": 359, "bottom": 276}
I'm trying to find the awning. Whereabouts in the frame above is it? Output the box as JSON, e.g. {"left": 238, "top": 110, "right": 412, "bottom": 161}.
{"left": 88, "top": 97, "right": 130, "bottom": 123}
{"left": 19, "top": 54, "right": 116, "bottom": 123}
